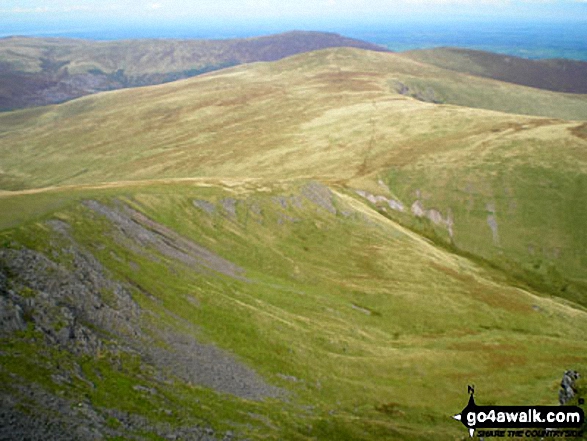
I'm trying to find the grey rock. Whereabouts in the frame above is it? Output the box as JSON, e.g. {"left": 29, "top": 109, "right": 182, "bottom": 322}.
{"left": 84, "top": 200, "right": 246, "bottom": 281}
{"left": 410, "top": 199, "right": 454, "bottom": 238}
{"left": 147, "top": 332, "right": 284, "bottom": 401}
{"left": 355, "top": 189, "right": 405, "bottom": 212}
{"left": 301, "top": 182, "right": 337, "bottom": 215}
{"left": 220, "top": 198, "right": 238, "bottom": 219}
{"left": 273, "top": 196, "right": 289, "bottom": 209}
{"left": 559, "top": 370, "right": 580, "bottom": 405}
{"left": 0, "top": 296, "right": 26, "bottom": 333}
{"left": 193, "top": 200, "right": 216, "bottom": 215}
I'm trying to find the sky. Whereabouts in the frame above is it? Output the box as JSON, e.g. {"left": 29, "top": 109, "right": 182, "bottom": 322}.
{"left": 1, "top": 0, "right": 587, "bottom": 40}
{"left": 2, "top": 0, "right": 587, "bottom": 25}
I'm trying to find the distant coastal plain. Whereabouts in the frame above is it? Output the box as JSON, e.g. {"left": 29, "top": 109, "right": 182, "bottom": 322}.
{"left": 3, "top": 20, "right": 587, "bottom": 60}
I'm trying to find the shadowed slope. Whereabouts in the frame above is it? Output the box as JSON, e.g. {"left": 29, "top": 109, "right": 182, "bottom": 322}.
{"left": 402, "top": 47, "right": 587, "bottom": 93}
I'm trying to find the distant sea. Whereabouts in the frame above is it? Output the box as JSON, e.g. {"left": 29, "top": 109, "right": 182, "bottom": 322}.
{"left": 345, "top": 21, "right": 587, "bottom": 61}
{"left": 2, "top": 20, "right": 587, "bottom": 61}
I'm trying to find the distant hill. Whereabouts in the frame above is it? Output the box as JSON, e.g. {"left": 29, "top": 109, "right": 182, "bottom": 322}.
{"left": 402, "top": 47, "right": 587, "bottom": 93}
{"left": 0, "top": 31, "right": 387, "bottom": 110}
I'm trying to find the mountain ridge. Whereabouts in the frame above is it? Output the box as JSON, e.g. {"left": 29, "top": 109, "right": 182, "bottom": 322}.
{"left": 1, "top": 46, "right": 585, "bottom": 305}
{"left": 0, "top": 31, "right": 387, "bottom": 111}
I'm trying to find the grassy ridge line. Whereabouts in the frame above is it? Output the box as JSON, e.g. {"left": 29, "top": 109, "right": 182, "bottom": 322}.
{"left": 0, "top": 32, "right": 387, "bottom": 75}
{"left": 0, "top": 32, "right": 387, "bottom": 110}
{"left": 264, "top": 48, "right": 587, "bottom": 120}
{"left": 0, "top": 177, "right": 270, "bottom": 197}
{"left": 1, "top": 180, "right": 587, "bottom": 439}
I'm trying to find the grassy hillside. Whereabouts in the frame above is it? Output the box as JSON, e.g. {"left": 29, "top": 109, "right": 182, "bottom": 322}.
{"left": 402, "top": 47, "right": 587, "bottom": 94}
{"left": 0, "top": 48, "right": 585, "bottom": 188}
{"left": 0, "top": 32, "right": 386, "bottom": 110}
{"left": 1, "top": 46, "right": 586, "bottom": 440}
{"left": 1, "top": 180, "right": 586, "bottom": 440}
{"left": 1, "top": 47, "right": 586, "bottom": 297}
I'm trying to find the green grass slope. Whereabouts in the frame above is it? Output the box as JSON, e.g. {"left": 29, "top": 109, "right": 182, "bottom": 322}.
{"left": 1, "top": 47, "right": 587, "bottom": 439}
{"left": 1, "top": 180, "right": 586, "bottom": 440}
{"left": 402, "top": 47, "right": 587, "bottom": 94}
{"left": 1, "top": 47, "right": 586, "bottom": 303}
{"left": 0, "top": 48, "right": 585, "bottom": 190}
{"left": 375, "top": 119, "right": 587, "bottom": 305}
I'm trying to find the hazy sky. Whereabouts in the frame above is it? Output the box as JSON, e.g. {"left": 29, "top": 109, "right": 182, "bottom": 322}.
{"left": 3, "top": 0, "right": 587, "bottom": 24}
{"left": 2, "top": 0, "right": 587, "bottom": 39}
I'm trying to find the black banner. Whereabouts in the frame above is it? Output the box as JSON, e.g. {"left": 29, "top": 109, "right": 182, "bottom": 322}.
{"left": 453, "top": 392, "right": 584, "bottom": 437}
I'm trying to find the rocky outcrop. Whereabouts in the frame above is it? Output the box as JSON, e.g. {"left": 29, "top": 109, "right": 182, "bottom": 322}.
{"left": 0, "top": 384, "right": 221, "bottom": 441}
{"left": 559, "top": 370, "right": 581, "bottom": 405}
{"left": 393, "top": 81, "right": 443, "bottom": 104}
{"left": 302, "top": 182, "right": 338, "bottom": 215}
{"left": 410, "top": 199, "right": 454, "bottom": 238}
{"left": 0, "top": 209, "right": 285, "bottom": 439}
{"left": 355, "top": 190, "right": 405, "bottom": 213}
{"left": 486, "top": 202, "right": 500, "bottom": 245}
{"left": 84, "top": 200, "right": 246, "bottom": 281}
{"left": 0, "top": 243, "right": 136, "bottom": 355}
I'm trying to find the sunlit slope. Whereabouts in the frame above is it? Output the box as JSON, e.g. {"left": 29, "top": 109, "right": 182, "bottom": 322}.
{"left": 2, "top": 47, "right": 586, "bottom": 302}
{"left": 376, "top": 119, "right": 587, "bottom": 299}
{"left": 1, "top": 48, "right": 586, "bottom": 191}
{"left": 1, "top": 180, "right": 586, "bottom": 439}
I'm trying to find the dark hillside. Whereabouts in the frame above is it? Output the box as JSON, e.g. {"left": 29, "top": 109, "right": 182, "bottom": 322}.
{"left": 403, "top": 47, "right": 587, "bottom": 93}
